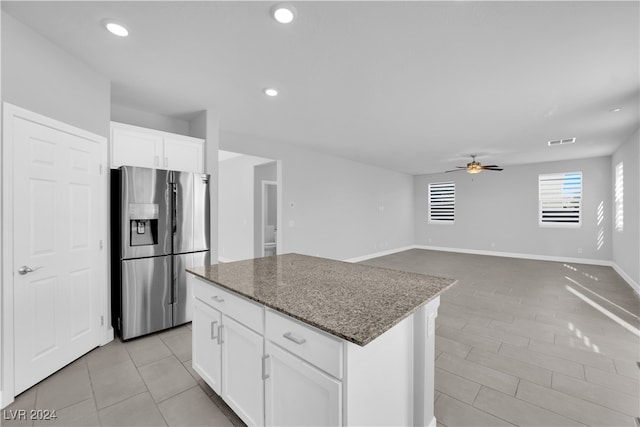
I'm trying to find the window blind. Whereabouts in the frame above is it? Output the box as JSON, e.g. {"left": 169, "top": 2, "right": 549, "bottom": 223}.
{"left": 615, "top": 162, "right": 623, "bottom": 232}
{"left": 538, "top": 172, "right": 582, "bottom": 226}
{"left": 428, "top": 182, "right": 455, "bottom": 223}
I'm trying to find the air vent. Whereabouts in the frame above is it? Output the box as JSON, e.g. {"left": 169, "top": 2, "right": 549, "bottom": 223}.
{"left": 548, "top": 137, "right": 576, "bottom": 146}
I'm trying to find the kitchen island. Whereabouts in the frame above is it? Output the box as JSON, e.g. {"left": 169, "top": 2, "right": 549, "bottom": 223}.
{"left": 187, "top": 253, "right": 456, "bottom": 427}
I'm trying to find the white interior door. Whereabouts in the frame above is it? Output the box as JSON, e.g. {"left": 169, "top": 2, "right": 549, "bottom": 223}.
{"left": 11, "top": 113, "right": 102, "bottom": 394}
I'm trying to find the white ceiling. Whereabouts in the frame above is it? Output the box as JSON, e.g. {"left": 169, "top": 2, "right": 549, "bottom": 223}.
{"left": 3, "top": 1, "right": 638, "bottom": 175}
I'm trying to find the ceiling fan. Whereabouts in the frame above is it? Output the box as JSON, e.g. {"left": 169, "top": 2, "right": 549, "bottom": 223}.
{"left": 445, "top": 155, "right": 503, "bottom": 174}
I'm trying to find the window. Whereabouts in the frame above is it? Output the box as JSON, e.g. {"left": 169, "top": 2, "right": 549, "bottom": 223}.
{"left": 538, "top": 172, "right": 582, "bottom": 227}
{"left": 615, "top": 162, "right": 624, "bottom": 231}
{"left": 428, "top": 182, "right": 455, "bottom": 223}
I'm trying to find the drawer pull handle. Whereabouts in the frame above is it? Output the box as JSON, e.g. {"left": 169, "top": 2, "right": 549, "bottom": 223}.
{"left": 218, "top": 325, "right": 224, "bottom": 345}
{"left": 211, "top": 295, "right": 225, "bottom": 303}
{"left": 283, "top": 332, "right": 306, "bottom": 345}
{"left": 210, "top": 321, "right": 218, "bottom": 340}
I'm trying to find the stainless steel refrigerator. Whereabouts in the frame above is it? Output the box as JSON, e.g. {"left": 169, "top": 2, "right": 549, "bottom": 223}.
{"left": 111, "top": 166, "right": 210, "bottom": 340}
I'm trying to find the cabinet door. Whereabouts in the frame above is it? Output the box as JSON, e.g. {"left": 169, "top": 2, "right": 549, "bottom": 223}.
{"left": 265, "top": 342, "right": 342, "bottom": 427}
{"left": 192, "top": 300, "right": 222, "bottom": 394}
{"left": 221, "top": 315, "right": 264, "bottom": 426}
{"left": 163, "top": 136, "right": 204, "bottom": 172}
{"left": 111, "top": 124, "right": 163, "bottom": 169}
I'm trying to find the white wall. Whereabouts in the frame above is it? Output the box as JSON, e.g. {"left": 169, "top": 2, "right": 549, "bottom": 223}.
{"left": 611, "top": 129, "right": 639, "bottom": 289}
{"left": 415, "top": 156, "right": 613, "bottom": 262}
{"left": 220, "top": 131, "right": 415, "bottom": 261}
{"left": 188, "top": 110, "right": 220, "bottom": 264}
{"left": 218, "top": 154, "right": 274, "bottom": 261}
{"left": 1, "top": 11, "right": 112, "bottom": 407}
{"left": 1, "top": 11, "right": 110, "bottom": 137}
{"left": 111, "top": 103, "right": 189, "bottom": 136}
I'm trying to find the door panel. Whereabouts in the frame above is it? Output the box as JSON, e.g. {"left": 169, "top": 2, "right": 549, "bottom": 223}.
{"left": 111, "top": 124, "right": 163, "bottom": 169}
{"left": 163, "top": 136, "right": 203, "bottom": 173}
{"left": 69, "top": 268, "right": 92, "bottom": 339}
{"left": 174, "top": 251, "right": 210, "bottom": 326}
{"left": 173, "top": 171, "right": 194, "bottom": 254}
{"left": 192, "top": 173, "right": 210, "bottom": 252}
{"left": 13, "top": 115, "right": 102, "bottom": 394}
{"left": 192, "top": 300, "right": 222, "bottom": 394}
{"left": 265, "top": 342, "right": 342, "bottom": 427}
{"left": 120, "top": 166, "right": 171, "bottom": 259}
{"left": 222, "top": 315, "right": 264, "bottom": 427}
{"left": 121, "top": 256, "right": 172, "bottom": 340}
{"left": 70, "top": 183, "right": 91, "bottom": 250}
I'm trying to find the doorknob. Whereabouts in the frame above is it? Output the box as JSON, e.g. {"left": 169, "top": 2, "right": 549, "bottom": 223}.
{"left": 18, "top": 265, "right": 41, "bottom": 275}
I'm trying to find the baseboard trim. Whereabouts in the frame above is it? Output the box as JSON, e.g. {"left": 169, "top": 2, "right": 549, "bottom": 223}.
{"left": 218, "top": 256, "right": 236, "bottom": 263}
{"left": 611, "top": 262, "right": 640, "bottom": 295}
{"left": 414, "top": 245, "right": 612, "bottom": 266}
{"left": 428, "top": 416, "right": 437, "bottom": 427}
{"left": 343, "top": 245, "right": 416, "bottom": 263}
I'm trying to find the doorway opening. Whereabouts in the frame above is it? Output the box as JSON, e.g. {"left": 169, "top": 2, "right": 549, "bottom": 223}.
{"left": 218, "top": 150, "right": 280, "bottom": 262}
{"left": 262, "top": 181, "right": 278, "bottom": 257}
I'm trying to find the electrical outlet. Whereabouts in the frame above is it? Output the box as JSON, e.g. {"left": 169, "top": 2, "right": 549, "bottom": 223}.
{"left": 577, "top": 247, "right": 582, "bottom": 254}
{"left": 288, "top": 220, "right": 295, "bottom": 227}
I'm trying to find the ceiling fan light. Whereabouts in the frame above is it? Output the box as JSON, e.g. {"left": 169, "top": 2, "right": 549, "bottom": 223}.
{"left": 467, "top": 167, "right": 482, "bottom": 174}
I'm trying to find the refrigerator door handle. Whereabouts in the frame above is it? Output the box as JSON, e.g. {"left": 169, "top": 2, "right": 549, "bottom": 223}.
{"left": 172, "top": 183, "right": 177, "bottom": 235}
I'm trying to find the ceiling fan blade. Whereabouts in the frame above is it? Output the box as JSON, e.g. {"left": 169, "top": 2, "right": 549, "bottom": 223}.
{"left": 481, "top": 167, "right": 503, "bottom": 171}
{"left": 481, "top": 165, "right": 499, "bottom": 168}
{"left": 444, "top": 169, "right": 467, "bottom": 173}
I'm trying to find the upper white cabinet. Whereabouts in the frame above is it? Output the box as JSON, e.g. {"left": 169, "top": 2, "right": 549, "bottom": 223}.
{"left": 111, "top": 122, "right": 204, "bottom": 172}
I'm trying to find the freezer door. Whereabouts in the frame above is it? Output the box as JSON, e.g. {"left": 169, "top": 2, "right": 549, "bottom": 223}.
{"left": 121, "top": 256, "right": 172, "bottom": 340}
{"left": 173, "top": 251, "right": 210, "bottom": 326}
{"left": 121, "top": 166, "right": 171, "bottom": 259}
{"left": 173, "top": 171, "right": 210, "bottom": 254}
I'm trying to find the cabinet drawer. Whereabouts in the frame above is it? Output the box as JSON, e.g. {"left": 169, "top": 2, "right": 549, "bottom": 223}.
{"left": 192, "top": 276, "right": 263, "bottom": 334}
{"left": 265, "top": 309, "right": 343, "bottom": 379}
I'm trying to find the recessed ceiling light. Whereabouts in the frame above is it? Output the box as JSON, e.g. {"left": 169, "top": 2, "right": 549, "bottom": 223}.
{"left": 609, "top": 108, "right": 622, "bottom": 113}
{"left": 103, "top": 20, "right": 129, "bottom": 37}
{"left": 264, "top": 88, "right": 279, "bottom": 97}
{"left": 271, "top": 4, "right": 296, "bottom": 24}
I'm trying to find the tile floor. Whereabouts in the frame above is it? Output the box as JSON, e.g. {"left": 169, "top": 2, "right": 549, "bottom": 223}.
{"left": 4, "top": 249, "right": 640, "bottom": 426}
{"left": 363, "top": 249, "right": 640, "bottom": 427}
{"left": 2, "top": 324, "right": 244, "bottom": 427}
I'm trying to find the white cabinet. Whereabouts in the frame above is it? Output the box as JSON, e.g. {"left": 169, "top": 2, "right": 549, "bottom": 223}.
{"left": 163, "top": 136, "right": 204, "bottom": 173}
{"left": 191, "top": 276, "right": 264, "bottom": 427}
{"left": 192, "top": 300, "right": 222, "bottom": 394}
{"left": 191, "top": 274, "right": 440, "bottom": 427}
{"left": 265, "top": 342, "right": 342, "bottom": 427}
{"left": 221, "top": 316, "right": 264, "bottom": 426}
{"left": 111, "top": 122, "right": 204, "bottom": 172}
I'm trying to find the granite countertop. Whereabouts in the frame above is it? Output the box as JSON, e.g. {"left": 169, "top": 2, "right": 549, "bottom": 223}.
{"left": 187, "top": 253, "right": 456, "bottom": 346}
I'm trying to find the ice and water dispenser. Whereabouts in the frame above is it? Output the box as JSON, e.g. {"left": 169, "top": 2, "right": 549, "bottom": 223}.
{"left": 128, "top": 203, "right": 159, "bottom": 246}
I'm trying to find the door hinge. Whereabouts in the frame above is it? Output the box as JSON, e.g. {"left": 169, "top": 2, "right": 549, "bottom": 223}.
{"left": 101, "top": 315, "right": 104, "bottom": 326}
{"left": 99, "top": 164, "right": 103, "bottom": 175}
{"left": 117, "top": 317, "right": 121, "bottom": 330}
{"left": 99, "top": 240, "right": 103, "bottom": 250}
